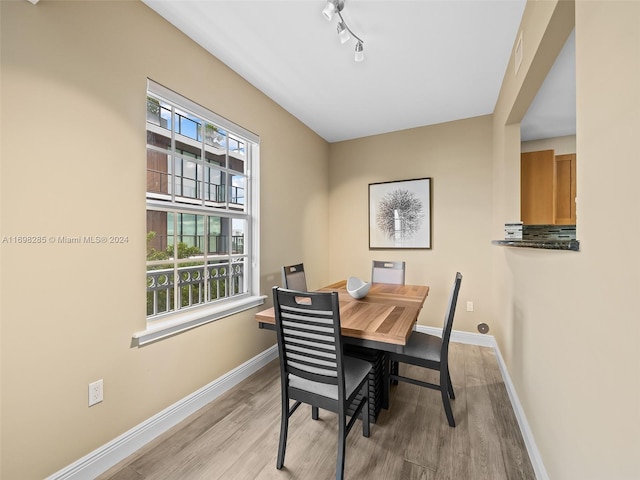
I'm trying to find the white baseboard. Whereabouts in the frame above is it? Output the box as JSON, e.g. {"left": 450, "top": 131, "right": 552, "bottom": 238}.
{"left": 46, "top": 345, "right": 278, "bottom": 480}
{"left": 416, "top": 326, "right": 548, "bottom": 480}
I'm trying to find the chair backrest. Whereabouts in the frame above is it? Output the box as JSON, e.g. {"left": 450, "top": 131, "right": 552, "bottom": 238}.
{"left": 272, "top": 287, "right": 345, "bottom": 400}
{"left": 281, "top": 263, "right": 308, "bottom": 291}
{"left": 371, "top": 260, "right": 406, "bottom": 285}
{"left": 441, "top": 272, "right": 463, "bottom": 360}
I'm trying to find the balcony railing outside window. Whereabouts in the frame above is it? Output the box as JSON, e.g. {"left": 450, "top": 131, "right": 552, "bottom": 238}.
{"left": 147, "top": 260, "right": 245, "bottom": 317}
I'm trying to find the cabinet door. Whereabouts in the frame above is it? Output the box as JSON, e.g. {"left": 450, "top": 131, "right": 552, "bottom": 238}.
{"left": 521, "top": 149, "right": 556, "bottom": 224}
{"left": 555, "top": 153, "right": 576, "bottom": 224}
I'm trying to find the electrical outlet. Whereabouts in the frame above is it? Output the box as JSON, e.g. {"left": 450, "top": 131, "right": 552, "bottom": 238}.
{"left": 466, "top": 301, "right": 474, "bottom": 312}
{"left": 88, "top": 379, "right": 103, "bottom": 407}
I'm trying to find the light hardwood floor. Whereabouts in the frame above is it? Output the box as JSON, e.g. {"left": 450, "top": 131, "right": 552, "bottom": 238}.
{"left": 98, "top": 343, "right": 536, "bottom": 480}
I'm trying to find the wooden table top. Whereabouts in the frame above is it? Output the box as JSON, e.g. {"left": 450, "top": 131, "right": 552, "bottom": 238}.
{"left": 318, "top": 280, "right": 429, "bottom": 309}
{"left": 255, "top": 282, "right": 429, "bottom": 346}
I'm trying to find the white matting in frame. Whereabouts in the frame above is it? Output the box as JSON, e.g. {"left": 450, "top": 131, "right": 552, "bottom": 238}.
{"left": 369, "top": 177, "right": 431, "bottom": 249}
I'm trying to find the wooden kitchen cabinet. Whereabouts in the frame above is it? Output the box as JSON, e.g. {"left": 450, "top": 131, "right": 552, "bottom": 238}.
{"left": 554, "top": 153, "right": 577, "bottom": 224}
{"left": 521, "top": 150, "right": 576, "bottom": 225}
{"left": 521, "top": 149, "right": 555, "bottom": 224}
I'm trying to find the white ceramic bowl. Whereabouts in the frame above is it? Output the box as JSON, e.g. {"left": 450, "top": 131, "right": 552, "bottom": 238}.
{"left": 346, "top": 276, "right": 371, "bottom": 299}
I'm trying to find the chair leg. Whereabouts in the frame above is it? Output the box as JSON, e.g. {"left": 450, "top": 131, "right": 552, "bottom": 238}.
{"left": 336, "top": 414, "right": 346, "bottom": 480}
{"left": 277, "top": 399, "right": 289, "bottom": 468}
{"left": 440, "top": 369, "right": 456, "bottom": 427}
{"left": 447, "top": 369, "right": 455, "bottom": 399}
{"left": 312, "top": 406, "right": 319, "bottom": 420}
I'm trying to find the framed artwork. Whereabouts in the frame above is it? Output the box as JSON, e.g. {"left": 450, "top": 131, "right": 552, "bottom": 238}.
{"left": 369, "top": 177, "right": 432, "bottom": 249}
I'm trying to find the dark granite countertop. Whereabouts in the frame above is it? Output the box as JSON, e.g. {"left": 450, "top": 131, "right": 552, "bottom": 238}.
{"left": 492, "top": 239, "right": 580, "bottom": 251}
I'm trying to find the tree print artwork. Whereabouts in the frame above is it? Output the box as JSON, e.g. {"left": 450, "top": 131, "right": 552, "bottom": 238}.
{"left": 375, "top": 189, "right": 424, "bottom": 241}
{"left": 369, "top": 178, "right": 431, "bottom": 249}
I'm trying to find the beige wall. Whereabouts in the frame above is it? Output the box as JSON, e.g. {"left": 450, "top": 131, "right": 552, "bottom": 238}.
{"left": 0, "top": 1, "right": 328, "bottom": 478}
{"left": 493, "top": 1, "right": 640, "bottom": 479}
{"left": 328, "top": 116, "right": 494, "bottom": 333}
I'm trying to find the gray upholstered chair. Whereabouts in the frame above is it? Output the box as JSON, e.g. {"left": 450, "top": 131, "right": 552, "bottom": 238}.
{"left": 272, "top": 287, "right": 371, "bottom": 480}
{"left": 371, "top": 260, "right": 406, "bottom": 284}
{"left": 281, "top": 263, "right": 308, "bottom": 291}
{"left": 388, "top": 272, "right": 462, "bottom": 427}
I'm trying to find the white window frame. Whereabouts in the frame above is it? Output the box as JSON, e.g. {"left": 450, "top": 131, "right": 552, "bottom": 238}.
{"left": 133, "top": 80, "right": 264, "bottom": 346}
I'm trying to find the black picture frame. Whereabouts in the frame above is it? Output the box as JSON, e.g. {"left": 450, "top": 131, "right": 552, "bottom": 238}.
{"left": 369, "top": 178, "right": 432, "bottom": 249}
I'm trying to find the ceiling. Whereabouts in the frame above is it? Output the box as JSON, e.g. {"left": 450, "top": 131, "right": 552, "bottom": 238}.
{"left": 520, "top": 28, "right": 575, "bottom": 141}
{"left": 143, "top": 0, "right": 575, "bottom": 143}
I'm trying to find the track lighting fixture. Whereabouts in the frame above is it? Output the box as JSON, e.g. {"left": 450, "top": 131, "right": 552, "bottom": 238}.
{"left": 321, "top": 0, "right": 365, "bottom": 62}
{"left": 354, "top": 40, "right": 364, "bottom": 62}
{"left": 337, "top": 21, "right": 350, "bottom": 44}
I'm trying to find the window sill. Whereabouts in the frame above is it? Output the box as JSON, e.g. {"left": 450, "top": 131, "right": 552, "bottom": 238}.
{"left": 132, "top": 295, "right": 267, "bottom": 347}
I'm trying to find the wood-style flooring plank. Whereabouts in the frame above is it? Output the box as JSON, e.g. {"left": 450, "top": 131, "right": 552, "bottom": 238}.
{"left": 99, "top": 343, "right": 535, "bottom": 480}
{"left": 402, "top": 364, "right": 444, "bottom": 471}
{"left": 464, "top": 345, "right": 509, "bottom": 480}
{"left": 140, "top": 369, "right": 282, "bottom": 479}
{"left": 400, "top": 460, "right": 436, "bottom": 480}
{"left": 480, "top": 347, "right": 537, "bottom": 480}
{"left": 100, "top": 466, "right": 143, "bottom": 480}
{"left": 98, "top": 362, "right": 281, "bottom": 480}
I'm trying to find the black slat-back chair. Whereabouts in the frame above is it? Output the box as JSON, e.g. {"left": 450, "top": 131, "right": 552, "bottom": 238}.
{"left": 272, "top": 287, "right": 371, "bottom": 480}
{"left": 388, "top": 272, "right": 462, "bottom": 427}
{"left": 281, "top": 263, "right": 308, "bottom": 291}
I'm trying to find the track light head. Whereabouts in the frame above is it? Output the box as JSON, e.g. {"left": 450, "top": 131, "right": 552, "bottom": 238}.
{"left": 337, "top": 21, "right": 350, "bottom": 44}
{"left": 355, "top": 41, "right": 364, "bottom": 62}
{"left": 322, "top": 0, "right": 344, "bottom": 22}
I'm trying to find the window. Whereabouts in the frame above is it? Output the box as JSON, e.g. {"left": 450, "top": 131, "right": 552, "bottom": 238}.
{"left": 134, "top": 80, "right": 263, "bottom": 346}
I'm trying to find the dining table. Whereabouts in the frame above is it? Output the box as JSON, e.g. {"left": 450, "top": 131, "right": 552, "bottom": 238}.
{"left": 255, "top": 280, "right": 430, "bottom": 421}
